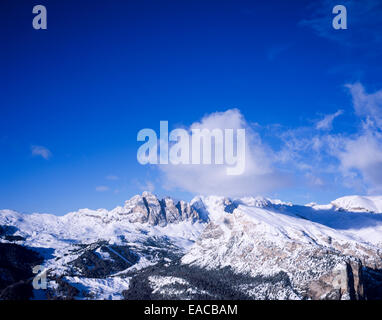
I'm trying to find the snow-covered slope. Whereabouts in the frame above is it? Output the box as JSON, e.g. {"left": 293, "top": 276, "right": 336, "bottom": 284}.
{"left": 0, "top": 192, "right": 205, "bottom": 250}
{"left": 1, "top": 192, "right": 382, "bottom": 300}
{"left": 183, "top": 196, "right": 382, "bottom": 265}
{"left": 330, "top": 195, "right": 382, "bottom": 213}
{"left": 181, "top": 195, "right": 382, "bottom": 299}
{"left": 0, "top": 192, "right": 206, "bottom": 299}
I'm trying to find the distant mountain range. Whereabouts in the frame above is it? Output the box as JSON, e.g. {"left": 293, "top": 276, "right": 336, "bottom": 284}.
{"left": 1, "top": 192, "right": 382, "bottom": 300}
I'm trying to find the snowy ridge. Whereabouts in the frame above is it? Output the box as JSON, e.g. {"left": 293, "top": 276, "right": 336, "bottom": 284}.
{"left": 1, "top": 192, "right": 382, "bottom": 300}
{"left": 181, "top": 195, "right": 382, "bottom": 299}
{"left": 0, "top": 192, "right": 205, "bottom": 248}
{"left": 183, "top": 195, "right": 382, "bottom": 270}
{"left": 331, "top": 195, "right": 382, "bottom": 213}
{"left": 0, "top": 192, "right": 206, "bottom": 285}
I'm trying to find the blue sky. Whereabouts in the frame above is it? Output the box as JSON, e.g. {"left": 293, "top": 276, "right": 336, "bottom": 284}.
{"left": 1, "top": 0, "right": 382, "bottom": 214}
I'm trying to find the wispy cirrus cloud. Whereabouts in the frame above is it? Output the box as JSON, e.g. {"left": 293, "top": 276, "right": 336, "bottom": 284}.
{"left": 316, "top": 110, "right": 343, "bottom": 130}
{"left": 333, "top": 83, "right": 382, "bottom": 193}
{"left": 275, "top": 82, "right": 382, "bottom": 194}
{"left": 301, "top": 0, "right": 382, "bottom": 52}
{"left": 95, "top": 186, "right": 109, "bottom": 192}
{"left": 106, "top": 175, "right": 119, "bottom": 181}
{"left": 345, "top": 82, "right": 382, "bottom": 128}
{"left": 31, "top": 145, "right": 52, "bottom": 160}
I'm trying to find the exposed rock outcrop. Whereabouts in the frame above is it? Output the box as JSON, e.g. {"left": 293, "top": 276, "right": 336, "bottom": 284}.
{"left": 114, "top": 192, "right": 202, "bottom": 226}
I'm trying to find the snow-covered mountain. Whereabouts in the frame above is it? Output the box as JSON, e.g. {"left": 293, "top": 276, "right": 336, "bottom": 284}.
{"left": 182, "top": 196, "right": 382, "bottom": 299}
{"left": 331, "top": 195, "right": 382, "bottom": 213}
{"left": 1, "top": 192, "right": 382, "bottom": 300}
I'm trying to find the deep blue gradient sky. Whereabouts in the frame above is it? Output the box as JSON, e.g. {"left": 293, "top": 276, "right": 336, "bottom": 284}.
{"left": 1, "top": 0, "right": 382, "bottom": 214}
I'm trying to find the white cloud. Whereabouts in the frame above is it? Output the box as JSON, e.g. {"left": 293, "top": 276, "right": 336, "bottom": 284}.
{"left": 141, "top": 83, "right": 382, "bottom": 197}
{"left": 95, "top": 186, "right": 109, "bottom": 192}
{"left": 345, "top": 82, "right": 382, "bottom": 128}
{"left": 330, "top": 83, "right": 382, "bottom": 193}
{"left": 261, "top": 82, "right": 382, "bottom": 195}
{"left": 336, "top": 132, "right": 382, "bottom": 193}
{"left": 31, "top": 145, "right": 52, "bottom": 160}
{"left": 279, "top": 83, "right": 382, "bottom": 194}
{"left": 305, "top": 172, "right": 324, "bottom": 187}
{"left": 159, "top": 109, "right": 289, "bottom": 197}
{"left": 316, "top": 110, "right": 343, "bottom": 130}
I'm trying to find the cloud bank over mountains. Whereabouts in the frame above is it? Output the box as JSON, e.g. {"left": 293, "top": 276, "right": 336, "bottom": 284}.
{"left": 158, "top": 83, "right": 382, "bottom": 197}
{"left": 337, "top": 83, "right": 382, "bottom": 193}
{"left": 159, "top": 109, "right": 289, "bottom": 197}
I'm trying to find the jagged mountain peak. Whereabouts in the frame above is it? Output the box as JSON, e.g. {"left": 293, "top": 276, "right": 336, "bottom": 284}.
{"left": 60, "top": 192, "right": 204, "bottom": 227}
{"left": 141, "top": 191, "right": 159, "bottom": 202}
{"left": 117, "top": 192, "right": 202, "bottom": 226}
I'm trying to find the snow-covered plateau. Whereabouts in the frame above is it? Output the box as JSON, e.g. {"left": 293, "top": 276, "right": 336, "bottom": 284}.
{"left": 0, "top": 192, "right": 382, "bottom": 300}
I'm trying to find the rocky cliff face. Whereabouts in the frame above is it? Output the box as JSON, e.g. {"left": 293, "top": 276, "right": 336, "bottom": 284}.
{"left": 110, "top": 192, "right": 202, "bottom": 226}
